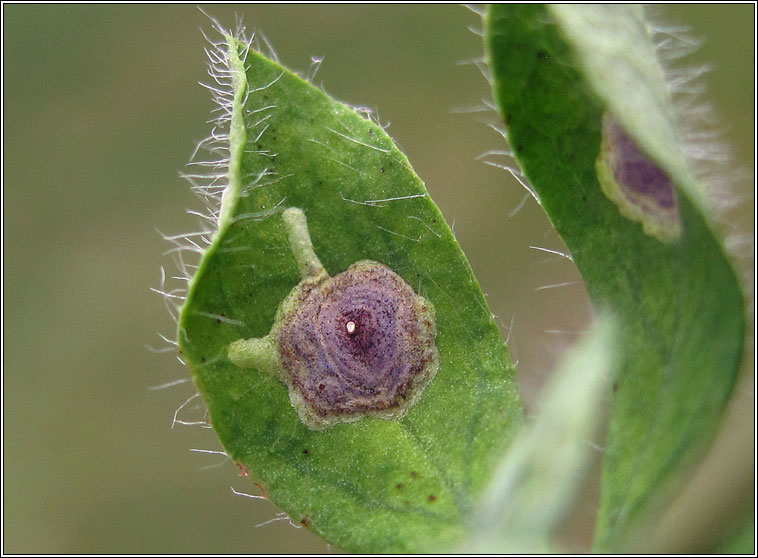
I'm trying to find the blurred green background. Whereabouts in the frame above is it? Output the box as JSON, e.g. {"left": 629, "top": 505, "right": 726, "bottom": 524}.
{"left": 3, "top": 4, "right": 753, "bottom": 553}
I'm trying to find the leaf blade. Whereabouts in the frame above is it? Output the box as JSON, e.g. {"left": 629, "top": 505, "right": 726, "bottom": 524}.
{"left": 484, "top": 4, "right": 745, "bottom": 550}
{"left": 178, "top": 35, "right": 523, "bottom": 552}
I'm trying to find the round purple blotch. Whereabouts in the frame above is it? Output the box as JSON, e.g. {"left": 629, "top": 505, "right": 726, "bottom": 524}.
{"left": 276, "top": 261, "right": 438, "bottom": 430}
{"left": 227, "top": 208, "right": 439, "bottom": 430}
{"left": 596, "top": 114, "right": 681, "bottom": 242}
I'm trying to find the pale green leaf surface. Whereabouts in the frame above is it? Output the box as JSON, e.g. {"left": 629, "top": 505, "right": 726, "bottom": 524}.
{"left": 467, "top": 317, "right": 616, "bottom": 553}
{"left": 485, "top": 4, "right": 745, "bottom": 550}
{"left": 178, "top": 38, "right": 522, "bottom": 553}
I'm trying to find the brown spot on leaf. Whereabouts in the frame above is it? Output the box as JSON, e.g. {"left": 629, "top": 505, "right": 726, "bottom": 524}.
{"left": 252, "top": 482, "right": 267, "bottom": 499}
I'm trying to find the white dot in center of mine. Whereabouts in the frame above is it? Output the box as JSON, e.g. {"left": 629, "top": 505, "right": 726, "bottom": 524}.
{"left": 345, "top": 321, "right": 356, "bottom": 334}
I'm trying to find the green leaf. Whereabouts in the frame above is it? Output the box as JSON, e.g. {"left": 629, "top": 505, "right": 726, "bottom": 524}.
{"left": 467, "top": 317, "right": 617, "bottom": 553}
{"left": 484, "top": 4, "right": 745, "bottom": 550}
{"left": 177, "top": 30, "right": 522, "bottom": 553}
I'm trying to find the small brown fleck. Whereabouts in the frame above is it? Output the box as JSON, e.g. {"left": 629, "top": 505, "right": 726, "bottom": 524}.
{"left": 427, "top": 494, "right": 437, "bottom": 503}
{"left": 302, "top": 449, "right": 309, "bottom": 455}
{"left": 396, "top": 483, "right": 404, "bottom": 490}
{"left": 409, "top": 471, "right": 417, "bottom": 478}
{"left": 300, "top": 516, "right": 310, "bottom": 527}
{"left": 252, "top": 482, "right": 268, "bottom": 499}
{"left": 379, "top": 167, "right": 385, "bottom": 173}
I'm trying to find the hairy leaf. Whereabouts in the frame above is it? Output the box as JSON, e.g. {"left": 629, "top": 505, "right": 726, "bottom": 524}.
{"left": 177, "top": 32, "right": 522, "bottom": 552}
{"left": 484, "top": 4, "right": 745, "bottom": 550}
